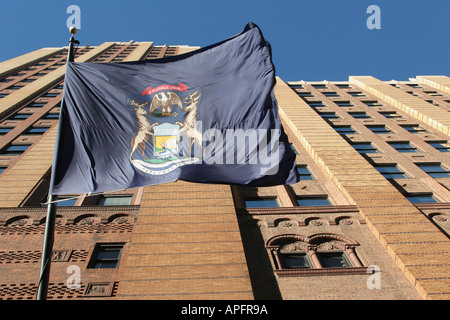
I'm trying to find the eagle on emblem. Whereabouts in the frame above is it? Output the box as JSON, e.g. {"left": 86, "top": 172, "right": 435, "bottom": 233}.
{"left": 149, "top": 92, "right": 183, "bottom": 117}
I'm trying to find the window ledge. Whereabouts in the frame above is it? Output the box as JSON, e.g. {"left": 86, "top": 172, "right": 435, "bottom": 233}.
{"left": 274, "top": 267, "right": 371, "bottom": 277}
{"left": 414, "top": 202, "right": 450, "bottom": 210}
{"left": 237, "top": 205, "right": 359, "bottom": 215}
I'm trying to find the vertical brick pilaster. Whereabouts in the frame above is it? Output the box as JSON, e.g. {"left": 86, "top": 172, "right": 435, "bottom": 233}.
{"left": 123, "top": 42, "right": 154, "bottom": 62}
{"left": 117, "top": 181, "right": 254, "bottom": 299}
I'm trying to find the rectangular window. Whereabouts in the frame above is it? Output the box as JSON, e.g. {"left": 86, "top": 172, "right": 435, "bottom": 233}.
{"left": 244, "top": 197, "right": 279, "bottom": 208}
{"left": 56, "top": 195, "right": 78, "bottom": 207}
{"left": 312, "top": 84, "right": 327, "bottom": 89}
{"left": 362, "top": 100, "right": 383, "bottom": 107}
{"left": 401, "top": 124, "right": 428, "bottom": 133}
{"left": 9, "top": 114, "right": 32, "bottom": 120}
{"left": 297, "top": 165, "right": 314, "bottom": 180}
{"left": 416, "top": 163, "right": 450, "bottom": 178}
{"left": 297, "top": 196, "right": 331, "bottom": 207}
{"left": 427, "top": 141, "right": 450, "bottom": 152}
{"left": 333, "top": 125, "right": 356, "bottom": 135}
{"left": 42, "top": 92, "right": 60, "bottom": 98}
{"left": 322, "top": 92, "right": 340, "bottom": 97}
{"left": 374, "top": 164, "right": 407, "bottom": 179}
{"left": 0, "top": 127, "right": 13, "bottom": 135}
{"left": 25, "top": 127, "right": 50, "bottom": 135}
{"left": 335, "top": 101, "right": 353, "bottom": 107}
{"left": 317, "top": 252, "right": 351, "bottom": 268}
{"left": 319, "top": 112, "right": 339, "bottom": 119}
{"left": 29, "top": 102, "right": 47, "bottom": 108}
{"left": 0, "top": 166, "right": 7, "bottom": 174}
{"left": 426, "top": 100, "right": 440, "bottom": 106}
{"left": 424, "top": 91, "right": 442, "bottom": 97}
{"left": 379, "top": 111, "right": 402, "bottom": 119}
{"left": 367, "top": 125, "right": 392, "bottom": 134}
{"left": 349, "top": 112, "right": 371, "bottom": 119}
{"left": 407, "top": 84, "right": 423, "bottom": 89}
{"left": 88, "top": 243, "right": 125, "bottom": 269}
{"left": 406, "top": 194, "right": 437, "bottom": 204}
{"left": 336, "top": 84, "right": 351, "bottom": 89}
{"left": 0, "top": 144, "right": 31, "bottom": 155}
{"left": 43, "top": 114, "right": 59, "bottom": 119}
{"left": 388, "top": 141, "right": 419, "bottom": 153}
{"left": 97, "top": 195, "right": 133, "bottom": 206}
{"left": 297, "top": 92, "right": 313, "bottom": 97}
{"left": 348, "top": 92, "right": 366, "bottom": 97}
{"left": 282, "top": 253, "right": 312, "bottom": 269}
{"left": 307, "top": 101, "right": 326, "bottom": 108}
{"left": 351, "top": 142, "right": 378, "bottom": 154}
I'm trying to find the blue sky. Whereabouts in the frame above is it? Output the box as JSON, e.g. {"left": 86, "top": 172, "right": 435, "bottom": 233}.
{"left": 0, "top": 0, "right": 448, "bottom": 81}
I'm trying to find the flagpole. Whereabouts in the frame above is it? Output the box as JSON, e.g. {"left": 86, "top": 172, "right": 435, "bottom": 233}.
{"left": 36, "top": 27, "right": 79, "bottom": 300}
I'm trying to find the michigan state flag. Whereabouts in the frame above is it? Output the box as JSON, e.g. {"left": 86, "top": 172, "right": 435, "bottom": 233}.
{"left": 50, "top": 23, "right": 299, "bottom": 195}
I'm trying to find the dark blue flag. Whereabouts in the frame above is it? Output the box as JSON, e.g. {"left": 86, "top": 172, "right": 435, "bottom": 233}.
{"left": 50, "top": 23, "right": 299, "bottom": 195}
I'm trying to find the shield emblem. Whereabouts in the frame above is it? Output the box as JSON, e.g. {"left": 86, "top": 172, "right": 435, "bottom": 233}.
{"left": 128, "top": 85, "right": 203, "bottom": 175}
{"left": 153, "top": 123, "right": 180, "bottom": 158}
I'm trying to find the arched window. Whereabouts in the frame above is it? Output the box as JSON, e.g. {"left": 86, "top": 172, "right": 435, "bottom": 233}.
{"left": 5, "top": 215, "right": 30, "bottom": 227}
{"left": 266, "top": 233, "right": 368, "bottom": 276}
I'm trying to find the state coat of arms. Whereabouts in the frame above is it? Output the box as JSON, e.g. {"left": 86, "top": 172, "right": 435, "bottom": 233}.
{"left": 127, "top": 83, "right": 203, "bottom": 175}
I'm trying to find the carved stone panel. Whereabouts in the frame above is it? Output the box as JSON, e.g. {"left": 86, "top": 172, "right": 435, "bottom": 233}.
{"left": 316, "top": 241, "right": 346, "bottom": 251}
{"left": 84, "top": 282, "right": 113, "bottom": 297}
{"left": 51, "top": 249, "right": 72, "bottom": 262}
{"left": 280, "top": 241, "right": 308, "bottom": 252}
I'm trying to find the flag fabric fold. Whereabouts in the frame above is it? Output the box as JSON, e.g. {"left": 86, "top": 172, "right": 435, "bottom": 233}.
{"left": 50, "top": 22, "right": 299, "bottom": 195}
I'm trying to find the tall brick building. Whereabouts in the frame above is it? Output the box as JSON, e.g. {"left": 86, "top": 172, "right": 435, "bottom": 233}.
{"left": 0, "top": 41, "right": 448, "bottom": 300}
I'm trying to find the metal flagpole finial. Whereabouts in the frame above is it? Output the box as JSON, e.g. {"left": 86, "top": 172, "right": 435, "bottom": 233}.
{"left": 69, "top": 26, "right": 78, "bottom": 35}
{"left": 67, "top": 27, "right": 80, "bottom": 63}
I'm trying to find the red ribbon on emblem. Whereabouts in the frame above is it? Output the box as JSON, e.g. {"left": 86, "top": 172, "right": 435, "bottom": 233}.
{"left": 141, "top": 83, "right": 188, "bottom": 96}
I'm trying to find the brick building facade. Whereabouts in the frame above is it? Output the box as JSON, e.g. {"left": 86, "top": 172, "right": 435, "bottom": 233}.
{"left": 0, "top": 41, "right": 448, "bottom": 300}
